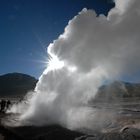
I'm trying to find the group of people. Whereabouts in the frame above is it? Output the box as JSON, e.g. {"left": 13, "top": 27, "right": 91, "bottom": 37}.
{"left": 0, "top": 99, "right": 11, "bottom": 113}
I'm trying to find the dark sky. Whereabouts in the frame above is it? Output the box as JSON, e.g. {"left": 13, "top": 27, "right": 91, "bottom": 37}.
{"left": 0, "top": 0, "right": 114, "bottom": 78}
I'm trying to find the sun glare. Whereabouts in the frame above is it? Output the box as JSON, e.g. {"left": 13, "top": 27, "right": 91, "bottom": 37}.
{"left": 47, "top": 55, "right": 64, "bottom": 71}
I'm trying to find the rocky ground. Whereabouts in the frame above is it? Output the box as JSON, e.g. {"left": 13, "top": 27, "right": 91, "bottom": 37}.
{"left": 0, "top": 98, "right": 140, "bottom": 140}
{"left": 0, "top": 117, "right": 140, "bottom": 140}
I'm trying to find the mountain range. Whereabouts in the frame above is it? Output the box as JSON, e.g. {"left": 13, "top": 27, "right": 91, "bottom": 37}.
{"left": 95, "top": 81, "right": 140, "bottom": 100}
{"left": 0, "top": 73, "right": 140, "bottom": 99}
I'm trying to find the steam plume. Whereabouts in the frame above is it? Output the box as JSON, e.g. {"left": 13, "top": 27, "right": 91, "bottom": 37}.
{"left": 9, "top": 0, "right": 140, "bottom": 130}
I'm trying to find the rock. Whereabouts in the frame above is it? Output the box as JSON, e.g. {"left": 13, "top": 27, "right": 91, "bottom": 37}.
{"left": 121, "top": 127, "right": 140, "bottom": 140}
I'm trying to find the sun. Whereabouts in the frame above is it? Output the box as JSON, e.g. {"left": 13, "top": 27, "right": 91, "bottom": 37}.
{"left": 47, "top": 55, "right": 64, "bottom": 71}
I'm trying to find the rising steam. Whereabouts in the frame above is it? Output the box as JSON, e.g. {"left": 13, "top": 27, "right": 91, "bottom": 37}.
{"left": 9, "top": 0, "right": 140, "bottom": 130}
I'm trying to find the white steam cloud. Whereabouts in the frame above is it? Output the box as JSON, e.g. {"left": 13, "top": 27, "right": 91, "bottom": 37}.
{"left": 9, "top": 0, "right": 140, "bottom": 130}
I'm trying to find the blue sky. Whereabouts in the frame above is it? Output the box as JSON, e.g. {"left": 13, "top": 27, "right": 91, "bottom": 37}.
{"left": 0, "top": 0, "right": 114, "bottom": 78}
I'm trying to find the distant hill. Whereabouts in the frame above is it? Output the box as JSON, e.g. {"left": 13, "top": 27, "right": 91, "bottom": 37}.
{"left": 0, "top": 72, "right": 140, "bottom": 100}
{"left": 94, "top": 81, "right": 140, "bottom": 101}
{"left": 0, "top": 73, "right": 38, "bottom": 97}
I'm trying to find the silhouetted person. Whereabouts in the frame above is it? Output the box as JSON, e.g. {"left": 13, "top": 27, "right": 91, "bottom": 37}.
{"left": 0, "top": 100, "right": 1, "bottom": 111}
{"left": 6, "top": 100, "right": 11, "bottom": 110}
{"left": 0, "top": 99, "right": 6, "bottom": 112}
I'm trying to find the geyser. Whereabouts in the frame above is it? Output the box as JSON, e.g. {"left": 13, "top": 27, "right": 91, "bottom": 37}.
{"left": 9, "top": 0, "right": 140, "bottom": 130}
